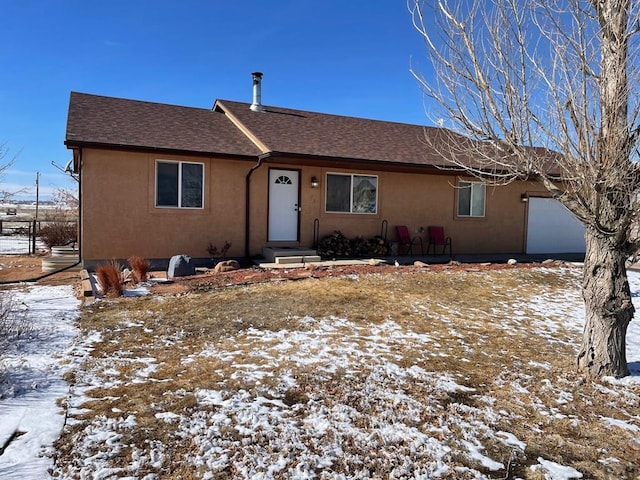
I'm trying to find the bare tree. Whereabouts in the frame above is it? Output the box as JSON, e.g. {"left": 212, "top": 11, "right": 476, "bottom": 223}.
{"left": 409, "top": 0, "right": 640, "bottom": 378}
{"left": 53, "top": 187, "right": 79, "bottom": 210}
{"left": 0, "top": 142, "right": 15, "bottom": 174}
{"left": 0, "top": 142, "right": 17, "bottom": 202}
{"left": 0, "top": 142, "right": 28, "bottom": 203}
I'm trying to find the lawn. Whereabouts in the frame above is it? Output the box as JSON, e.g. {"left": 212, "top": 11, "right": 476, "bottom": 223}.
{"left": 5, "top": 263, "right": 639, "bottom": 479}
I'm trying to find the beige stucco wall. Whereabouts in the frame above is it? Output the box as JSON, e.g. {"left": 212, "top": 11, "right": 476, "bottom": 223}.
{"left": 79, "top": 148, "right": 545, "bottom": 263}
{"left": 249, "top": 164, "right": 542, "bottom": 256}
{"left": 80, "top": 148, "right": 252, "bottom": 263}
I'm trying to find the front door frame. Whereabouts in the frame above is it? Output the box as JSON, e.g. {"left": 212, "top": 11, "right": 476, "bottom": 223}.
{"left": 267, "top": 167, "right": 301, "bottom": 243}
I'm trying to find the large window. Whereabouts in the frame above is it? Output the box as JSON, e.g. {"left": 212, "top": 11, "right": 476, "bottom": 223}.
{"left": 457, "top": 181, "right": 486, "bottom": 217}
{"left": 156, "top": 160, "right": 204, "bottom": 208}
{"left": 326, "top": 173, "right": 378, "bottom": 214}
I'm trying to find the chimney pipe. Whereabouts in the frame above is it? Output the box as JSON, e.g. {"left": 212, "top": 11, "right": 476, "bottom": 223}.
{"left": 250, "top": 71, "right": 264, "bottom": 112}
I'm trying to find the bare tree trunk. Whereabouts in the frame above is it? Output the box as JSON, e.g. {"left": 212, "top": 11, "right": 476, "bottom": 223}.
{"left": 578, "top": 228, "right": 633, "bottom": 378}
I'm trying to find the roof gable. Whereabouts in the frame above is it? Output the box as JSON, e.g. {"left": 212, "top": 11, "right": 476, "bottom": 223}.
{"left": 65, "top": 92, "right": 261, "bottom": 157}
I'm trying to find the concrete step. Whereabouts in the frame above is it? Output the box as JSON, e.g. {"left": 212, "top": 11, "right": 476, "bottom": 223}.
{"left": 262, "top": 247, "right": 318, "bottom": 263}
{"left": 275, "top": 255, "right": 322, "bottom": 265}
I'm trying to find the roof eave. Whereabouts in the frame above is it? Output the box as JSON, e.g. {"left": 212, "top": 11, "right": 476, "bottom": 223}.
{"left": 259, "top": 151, "right": 487, "bottom": 175}
{"left": 63, "top": 140, "right": 259, "bottom": 162}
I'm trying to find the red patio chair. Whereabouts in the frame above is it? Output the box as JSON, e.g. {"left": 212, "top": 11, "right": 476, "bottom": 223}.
{"left": 427, "top": 226, "right": 452, "bottom": 257}
{"left": 396, "top": 225, "right": 424, "bottom": 256}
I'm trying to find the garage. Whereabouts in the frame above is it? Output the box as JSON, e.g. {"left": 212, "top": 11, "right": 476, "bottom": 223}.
{"left": 526, "top": 197, "right": 586, "bottom": 254}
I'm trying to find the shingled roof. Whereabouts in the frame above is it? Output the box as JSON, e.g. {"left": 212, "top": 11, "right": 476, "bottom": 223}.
{"left": 65, "top": 91, "right": 478, "bottom": 169}
{"left": 215, "top": 100, "right": 452, "bottom": 167}
{"left": 65, "top": 92, "right": 261, "bottom": 158}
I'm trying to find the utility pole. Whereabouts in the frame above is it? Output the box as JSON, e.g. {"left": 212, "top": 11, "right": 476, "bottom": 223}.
{"left": 35, "top": 171, "right": 40, "bottom": 221}
{"left": 32, "top": 172, "right": 40, "bottom": 255}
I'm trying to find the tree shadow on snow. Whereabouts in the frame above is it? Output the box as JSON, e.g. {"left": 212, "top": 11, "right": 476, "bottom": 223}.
{"left": 628, "top": 361, "right": 640, "bottom": 376}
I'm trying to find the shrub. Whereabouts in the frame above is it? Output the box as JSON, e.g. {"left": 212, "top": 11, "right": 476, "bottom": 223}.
{"left": 39, "top": 221, "right": 77, "bottom": 249}
{"left": 206, "top": 241, "right": 231, "bottom": 262}
{"left": 96, "top": 261, "right": 123, "bottom": 298}
{"left": 0, "top": 291, "right": 32, "bottom": 359}
{"left": 127, "top": 256, "right": 151, "bottom": 283}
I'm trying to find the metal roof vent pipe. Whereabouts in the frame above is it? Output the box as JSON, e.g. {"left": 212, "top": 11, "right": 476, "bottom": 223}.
{"left": 250, "top": 71, "right": 264, "bottom": 112}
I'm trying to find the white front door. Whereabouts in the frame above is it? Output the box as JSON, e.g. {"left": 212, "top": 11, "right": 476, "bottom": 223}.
{"left": 268, "top": 169, "right": 299, "bottom": 242}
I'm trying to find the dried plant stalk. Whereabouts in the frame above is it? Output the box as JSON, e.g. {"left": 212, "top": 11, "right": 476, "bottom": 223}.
{"left": 128, "top": 256, "right": 151, "bottom": 283}
{"left": 96, "top": 260, "right": 123, "bottom": 298}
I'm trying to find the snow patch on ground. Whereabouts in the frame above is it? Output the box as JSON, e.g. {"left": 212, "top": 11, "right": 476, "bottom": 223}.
{"left": 0, "top": 285, "right": 80, "bottom": 480}
{"left": 2, "top": 267, "right": 640, "bottom": 478}
{"left": 0, "top": 236, "right": 47, "bottom": 255}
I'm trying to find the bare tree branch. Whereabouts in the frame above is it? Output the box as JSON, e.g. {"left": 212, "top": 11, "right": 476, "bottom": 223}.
{"left": 409, "top": 0, "right": 640, "bottom": 378}
{"left": 0, "top": 141, "right": 16, "bottom": 177}
{"left": 0, "top": 142, "right": 24, "bottom": 204}
{"left": 409, "top": 0, "right": 640, "bottom": 238}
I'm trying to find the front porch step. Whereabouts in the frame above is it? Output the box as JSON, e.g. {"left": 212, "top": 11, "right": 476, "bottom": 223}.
{"left": 275, "top": 255, "right": 322, "bottom": 265}
{"left": 262, "top": 247, "right": 319, "bottom": 263}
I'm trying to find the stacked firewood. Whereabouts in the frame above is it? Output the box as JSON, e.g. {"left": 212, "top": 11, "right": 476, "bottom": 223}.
{"left": 318, "top": 231, "right": 353, "bottom": 258}
{"left": 365, "top": 235, "right": 389, "bottom": 256}
{"left": 318, "top": 231, "right": 389, "bottom": 258}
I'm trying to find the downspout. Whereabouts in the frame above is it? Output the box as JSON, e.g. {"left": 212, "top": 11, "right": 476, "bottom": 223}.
{"left": 75, "top": 148, "right": 83, "bottom": 266}
{"left": 245, "top": 153, "right": 269, "bottom": 259}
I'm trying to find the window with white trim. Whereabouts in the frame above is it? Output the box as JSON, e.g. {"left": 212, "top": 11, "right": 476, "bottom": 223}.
{"left": 156, "top": 160, "right": 204, "bottom": 208}
{"left": 457, "top": 181, "right": 485, "bottom": 217}
{"left": 325, "top": 173, "right": 378, "bottom": 214}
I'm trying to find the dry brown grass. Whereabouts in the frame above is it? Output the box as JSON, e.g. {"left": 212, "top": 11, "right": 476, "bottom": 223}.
{"left": 53, "top": 266, "right": 640, "bottom": 479}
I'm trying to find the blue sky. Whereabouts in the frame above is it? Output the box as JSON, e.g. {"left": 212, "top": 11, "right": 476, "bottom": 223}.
{"left": 1, "top": 1, "right": 433, "bottom": 200}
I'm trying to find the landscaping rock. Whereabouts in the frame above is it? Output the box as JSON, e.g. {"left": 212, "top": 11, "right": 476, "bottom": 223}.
{"left": 507, "top": 258, "right": 518, "bottom": 265}
{"left": 168, "top": 254, "right": 195, "bottom": 278}
{"left": 214, "top": 260, "right": 240, "bottom": 273}
{"left": 414, "top": 261, "right": 429, "bottom": 268}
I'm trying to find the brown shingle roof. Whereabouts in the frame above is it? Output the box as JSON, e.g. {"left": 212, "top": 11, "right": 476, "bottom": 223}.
{"left": 65, "top": 92, "right": 261, "bottom": 157}
{"left": 215, "top": 100, "right": 452, "bottom": 166}
{"left": 64, "top": 92, "right": 487, "bottom": 170}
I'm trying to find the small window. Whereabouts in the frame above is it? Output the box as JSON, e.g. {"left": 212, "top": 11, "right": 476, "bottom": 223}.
{"left": 326, "top": 173, "right": 378, "bottom": 214}
{"left": 156, "top": 160, "right": 204, "bottom": 208}
{"left": 275, "top": 175, "right": 292, "bottom": 185}
{"left": 457, "top": 181, "right": 485, "bottom": 217}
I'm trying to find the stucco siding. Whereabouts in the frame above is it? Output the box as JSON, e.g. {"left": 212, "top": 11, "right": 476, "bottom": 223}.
{"left": 80, "top": 149, "right": 542, "bottom": 263}
{"left": 249, "top": 163, "right": 539, "bottom": 256}
{"left": 80, "top": 149, "right": 252, "bottom": 262}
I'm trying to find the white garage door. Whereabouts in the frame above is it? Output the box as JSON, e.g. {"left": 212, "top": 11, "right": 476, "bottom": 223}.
{"left": 526, "top": 197, "right": 586, "bottom": 254}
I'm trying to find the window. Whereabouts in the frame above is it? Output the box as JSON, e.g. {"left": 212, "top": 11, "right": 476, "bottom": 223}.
{"left": 156, "top": 160, "right": 204, "bottom": 208}
{"left": 325, "top": 173, "right": 378, "bottom": 214}
{"left": 275, "top": 175, "right": 292, "bottom": 185}
{"left": 457, "top": 181, "right": 485, "bottom": 217}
